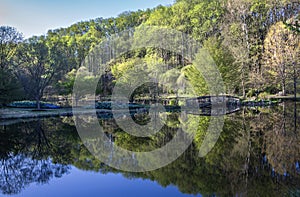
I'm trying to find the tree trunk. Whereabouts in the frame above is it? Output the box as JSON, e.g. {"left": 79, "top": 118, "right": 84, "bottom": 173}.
{"left": 294, "top": 64, "right": 297, "bottom": 101}
{"left": 282, "top": 102, "right": 286, "bottom": 136}
{"left": 74, "top": 95, "right": 79, "bottom": 107}
{"left": 129, "top": 95, "right": 134, "bottom": 103}
{"left": 294, "top": 101, "right": 297, "bottom": 134}
{"left": 36, "top": 98, "right": 41, "bottom": 110}
{"left": 282, "top": 81, "right": 286, "bottom": 96}
{"left": 241, "top": 65, "right": 246, "bottom": 98}
{"left": 294, "top": 77, "right": 297, "bottom": 100}
{"left": 242, "top": 78, "right": 246, "bottom": 99}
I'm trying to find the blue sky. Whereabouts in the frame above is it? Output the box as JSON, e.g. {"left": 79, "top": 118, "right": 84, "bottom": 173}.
{"left": 1, "top": 0, "right": 174, "bottom": 38}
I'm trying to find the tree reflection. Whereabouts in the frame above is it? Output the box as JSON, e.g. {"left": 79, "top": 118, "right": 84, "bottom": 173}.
{"left": 264, "top": 102, "right": 300, "bottom": 177}
{"left": 0, "top": 154, "right": 69, "bottom": 194}
{"left": 0, "top": 119, "right": 71, "bottom": 195}
{"left": 0, "top": 103, "right": 299, "bottom": 196}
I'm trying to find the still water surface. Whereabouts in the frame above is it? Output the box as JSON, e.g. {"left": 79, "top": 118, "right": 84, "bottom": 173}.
{"left": 0, "top": 102, "right": 299, "bottom": 196}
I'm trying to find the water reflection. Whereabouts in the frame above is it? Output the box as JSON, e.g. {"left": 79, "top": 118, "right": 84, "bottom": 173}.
{"left": 0, "top": 154, "right": 69, "bottom": 195}
{"left": 0, "top": 102, "right": 299, "bottom": 196}
{"left": 0, "top": 119, "right": 73, "bottom": 195}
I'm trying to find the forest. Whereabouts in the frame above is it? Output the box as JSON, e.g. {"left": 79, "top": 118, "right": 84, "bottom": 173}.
{"left": 0, "top": 0, "right": 299, "bottom": 108}
{"left": 0, "top": 1, "right": 300, "bottom": 195}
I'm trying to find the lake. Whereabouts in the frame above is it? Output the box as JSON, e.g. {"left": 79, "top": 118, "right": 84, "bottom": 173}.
{"left": 0, "top": 102, "right": 299, "bottom": 196}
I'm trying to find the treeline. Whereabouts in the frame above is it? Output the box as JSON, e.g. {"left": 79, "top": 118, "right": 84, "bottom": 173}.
{"left": 0, "top": 0, "right": 299, "bottom": 107}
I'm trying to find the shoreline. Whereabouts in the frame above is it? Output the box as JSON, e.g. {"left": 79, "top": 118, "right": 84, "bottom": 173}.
{"left": 0, "top": 108, "right": 111, "bottom": 121}
{"left": 1, "top": 98, "right": 298, "bottom": 121}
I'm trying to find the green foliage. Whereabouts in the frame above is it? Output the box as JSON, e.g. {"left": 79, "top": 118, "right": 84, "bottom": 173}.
{"left": 111, "top": 58, "right": 143, "bottom": 79}
{"left": 0, "top": 26, "right": 23, "bottom": 69}
{"left": 160, "top": 68, "right": 181, "bottom": 94}
{"left": 69, "top": 67, "right": 102, "bottom": 103}
{"left": 0, "top": 67, "right": 24, "bottom": 104}
{"left": 263, "top": 21, "right": 300, "bottom": 96}
{"left": 58, "top": 69, "right": 77, "bottom": 95}
{"left": 1, "top": 0, "right": 300, "bottom": 103}
{"left": 0, "top": 26, "right": 23, "bottom": 104}
{"left": 15, "top": 36, "right": 62, "bottom": 108}
{"left": 182, "top": 65, "right": 209, "bottom": 95}
{"left": 257, "top": 92, "right": 268, "bottom": 99}
{"left": 284, "top": 16, "right": 300, "bottom": 34}
{"left": 203, "top": 37, "right": 237, "bottom": 93}
{"left": 1, "top": 1, "right": 300, "bottom": 196}
{"left": 246, "top": 88, "right": 257, "bottom": 98}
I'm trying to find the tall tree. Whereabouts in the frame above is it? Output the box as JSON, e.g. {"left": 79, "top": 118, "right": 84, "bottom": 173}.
{"left": 263, "top": 21, "right": 300, "bottom": 96}
{"left": 221, "top": 0, "right": 300, "bottom": 97}
{"left": 0, "top": 26, "right": 23, "bottom": 103}
{"left": 0, "top": 26, "right": 23, "bottom": 69}
{"left": 222, "top": 0, "right": 253, "bottom": 98}
{"left": 15, "top": 36, "right": 63, "bottom": 109}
